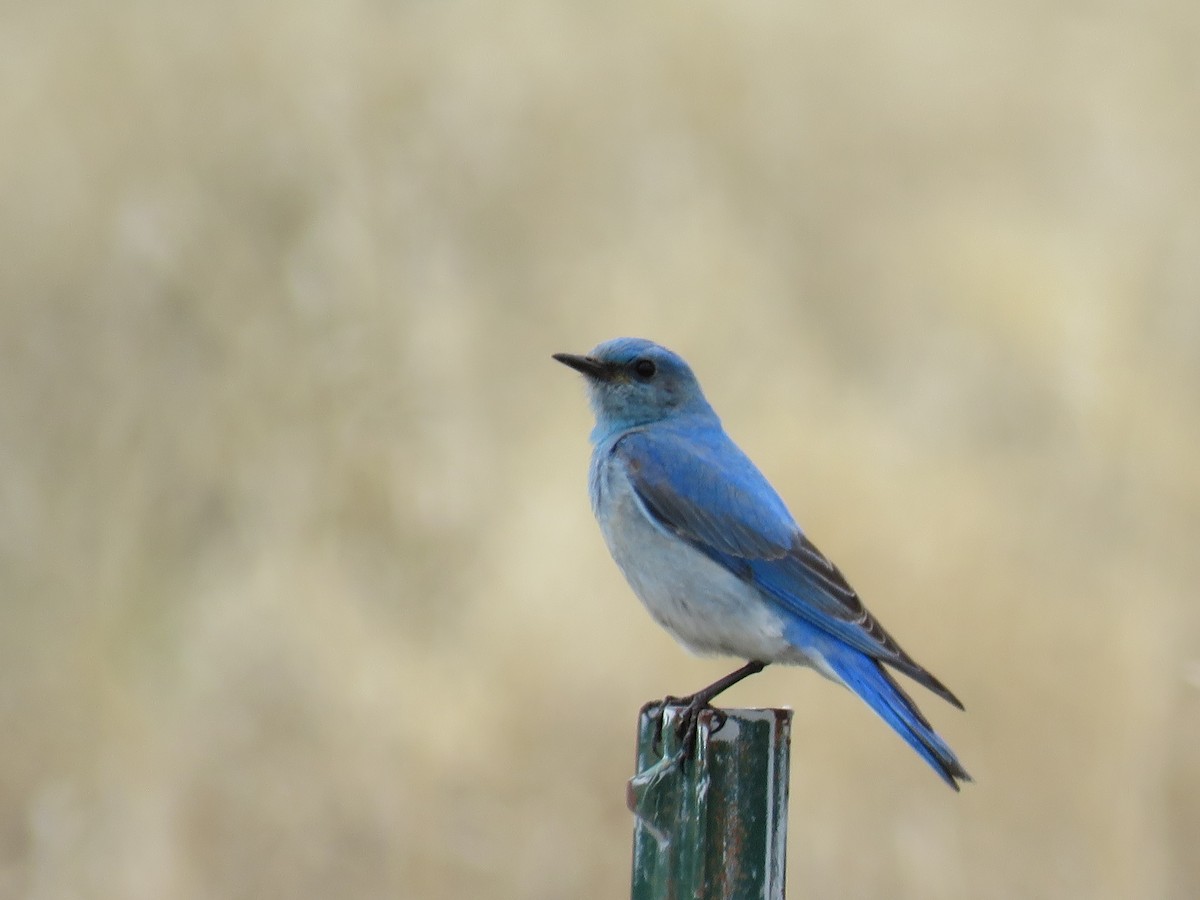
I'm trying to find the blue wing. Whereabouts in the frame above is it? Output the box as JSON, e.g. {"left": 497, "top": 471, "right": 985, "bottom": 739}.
{"left": 612, "top": 425, "right": 963, "bottom": 709}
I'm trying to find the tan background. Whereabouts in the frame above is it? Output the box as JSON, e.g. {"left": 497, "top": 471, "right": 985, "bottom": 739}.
{"left": 2, "top": 1, "right": 1198, "bottom": 897}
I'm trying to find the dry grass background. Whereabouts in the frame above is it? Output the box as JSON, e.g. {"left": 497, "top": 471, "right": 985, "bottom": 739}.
{"left": 1, "top": 1, "right": 1198, "bottom": 897}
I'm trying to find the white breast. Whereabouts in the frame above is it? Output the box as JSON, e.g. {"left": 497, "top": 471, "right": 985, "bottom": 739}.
{"left": 591, "top": 457, "right": 796, "bottom": 662}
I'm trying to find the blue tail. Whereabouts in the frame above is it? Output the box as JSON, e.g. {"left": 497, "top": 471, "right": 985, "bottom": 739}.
{"left": 823, "top": 649, "right": 972, "bottom": 790}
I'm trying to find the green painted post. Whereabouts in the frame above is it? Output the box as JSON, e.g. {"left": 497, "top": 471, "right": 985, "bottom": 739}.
{"left": 628, "top": 704, "right": 792, "bottom": 900}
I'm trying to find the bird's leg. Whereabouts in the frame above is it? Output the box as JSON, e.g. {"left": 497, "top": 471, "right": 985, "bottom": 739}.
{"left": 653, "top": 660, "right": 769, "bottom": 757}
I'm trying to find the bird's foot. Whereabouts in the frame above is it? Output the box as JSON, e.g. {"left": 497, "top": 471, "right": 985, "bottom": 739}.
{"left": 675, "top": 698, "right": 728, "bottom": 760}
{"left": 650, "top": 694, "right": 728, "bottom": 760}
{"left": 647, "top": 662, "right": 767, "bottom": 758}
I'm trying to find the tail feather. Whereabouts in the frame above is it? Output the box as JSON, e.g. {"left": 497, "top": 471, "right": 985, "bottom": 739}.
{"left": 824, "top": 649, "right": 972, "bottom": 790}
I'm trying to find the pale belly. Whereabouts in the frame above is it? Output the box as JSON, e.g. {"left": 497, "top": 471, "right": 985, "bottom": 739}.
{"left": 593, "top": 461, "right": 798, "bottom": 662}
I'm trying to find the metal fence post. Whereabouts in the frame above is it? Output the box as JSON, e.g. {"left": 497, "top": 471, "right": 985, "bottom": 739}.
{"left": 629, "top": 704, "right": 792, "bottom": 899}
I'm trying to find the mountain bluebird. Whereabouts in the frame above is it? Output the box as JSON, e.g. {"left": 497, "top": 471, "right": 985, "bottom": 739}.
{"left": 554, "top": 337, "right": 970, "bottom": 789}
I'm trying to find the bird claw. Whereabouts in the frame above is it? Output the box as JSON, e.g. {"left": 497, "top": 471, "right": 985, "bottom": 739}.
{"left": 647, "top": 660, "right": 770, "bottom": 757}
{"left": 649, "top": 695, "right": 727, "bottom": 760}
{"left": 649, "top": 695, "right": 689, "bottom": 753}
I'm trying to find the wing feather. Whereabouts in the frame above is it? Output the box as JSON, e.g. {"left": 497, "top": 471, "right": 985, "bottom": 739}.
{"left": 612, "top": 427, "right": 963, "bottom": 708}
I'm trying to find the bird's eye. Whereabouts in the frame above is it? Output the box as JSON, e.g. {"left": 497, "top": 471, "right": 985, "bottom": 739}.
{"left": 633, "top": 358, "right": 656, "bottom": 380}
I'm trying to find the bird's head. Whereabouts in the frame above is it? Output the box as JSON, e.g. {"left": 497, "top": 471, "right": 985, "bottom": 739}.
{"left": 553, "top": 337, "right": 716, "bottom": 437}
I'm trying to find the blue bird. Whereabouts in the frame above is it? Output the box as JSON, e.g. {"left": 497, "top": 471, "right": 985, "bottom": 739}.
{"left": 554, "top": 337, "right": 970, "bottom": 789}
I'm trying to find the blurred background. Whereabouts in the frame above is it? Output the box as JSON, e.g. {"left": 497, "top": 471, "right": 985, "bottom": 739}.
{"left": 1, "top": 0, "right": 1198, "bottom": 897}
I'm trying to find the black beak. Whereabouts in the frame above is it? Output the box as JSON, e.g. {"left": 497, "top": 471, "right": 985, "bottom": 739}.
{"left": 552, "top": 352, "right": 611, "bottom": 381}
